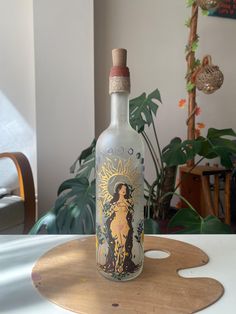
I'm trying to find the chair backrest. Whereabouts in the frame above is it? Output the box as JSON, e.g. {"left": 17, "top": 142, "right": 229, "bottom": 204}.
{"left": 0, "top": 152, "right": 36, "bottom": 233}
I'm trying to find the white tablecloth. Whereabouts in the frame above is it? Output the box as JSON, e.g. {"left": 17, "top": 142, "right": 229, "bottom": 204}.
{"left": 0, "top": 235, "right": 235, "bottom": 314}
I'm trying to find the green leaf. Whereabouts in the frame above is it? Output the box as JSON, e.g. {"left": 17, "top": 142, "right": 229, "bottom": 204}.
{"left": 207, "top": 128, "right": 236, "bottom": 138}
{"left": 201, "top": 216, "right": 231, "bottom": 234}
{"left": 201, "top": 9, "right": 209, "bottom": 16}
{"left": 144, "top": 218, "right": 160, "bottom": 234}
{"left": 186, "top": 0, "right": 195, "bottom": 7}
{"left": 191, "top": 40, "right": 199, "bottom": 52}
{"left": 75, "top": 151, "right": 95, "bottom": 179}
{"left": 147, "top": 88, "right": 162, "bottom": 104}
{"left": 168, "top": 208, "right": 202, "bottom": 233}
{"left": 185, "top": 18, "right": 191, "bottom": 27}
{"left": 162, "top": 138, "right": 186, "bottom": 166}
{"left": 168, "top": 208, "right": 231, "bottom": 234}
{"left": 56, "top": 204, "right": 75, "bottom": 233}
{"left": 162, "top": 138, "right": 201, "bottom": 167}
{"left": 129, "top": 89, "right": 162, "bottom": 133}
{"left": 57, "top": 177, "right": 89, "bottom": 195}
{"left": 54, "top": 177, "right": 95, "bottom": 234}
{"left": 186, "top": 82, "right": 195, "bottom": 92}
{"left": 212, "top": 145, "right": 235, "bottom": 169}
{"left": 197, "top": 128, "right": 236, "bottom": 168}
{"left": 29, "top": 211, "right": 58, "bottom": 234}
{"left": 195, "top": 136, "right": 218, "bottom": 159}
{"left": 79, "top": 139, "right": 96, "bottom": 163}
{"left": 129, "top": 92, "right": 147, "bottom": 132}
{"left": 70, "top": 139, "right": 96, "bottom": 175}
{"left": 54, "top": 190, "right": 76, "bottom": 214}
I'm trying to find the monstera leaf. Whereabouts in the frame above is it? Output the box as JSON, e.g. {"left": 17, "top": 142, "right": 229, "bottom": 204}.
{"left": 55, "top": 177, "right": 95, "bottom": 234}
{"left": 70, "top": 139, "right": 96, "bottom": 180}
{"left": 30, "top": 177, "right": 95, "bottom": 234}
{"left": 162, "top": 128, "right": 236, "bottom": 168}
{"left": 168, "top": 207, "right": 231, "bottom": 234}
{"left": 75, "top": 151, "right": 95, "bottom": 179}
{"left": 78, "top": 138, "right": 96, "bottom": 164}
{"left": 197, "top": 128, "right": 236, "bottom": 168}
{"left": 162, "top": 138, "right": 202, "bottom": 167}
{"left": 29, "top": 211, "right": 58, "bottom": 234}
{"left": 129, "top": 89, "right": 162, "bottom": 132}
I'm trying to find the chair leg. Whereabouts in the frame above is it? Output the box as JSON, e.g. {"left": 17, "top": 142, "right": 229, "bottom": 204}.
{"left": 201, "top": 176, "right": 214, "bottom": 216}
{"left": 213, "top": 175, "right": 219, "bottom": 217}
{"left": 224, "top": 173, "right": 231, "bottom": 225}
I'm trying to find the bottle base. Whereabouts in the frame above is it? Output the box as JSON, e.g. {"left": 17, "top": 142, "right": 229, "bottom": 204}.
{"left": 97, "top": 264, "right": 143, "bottom": 282}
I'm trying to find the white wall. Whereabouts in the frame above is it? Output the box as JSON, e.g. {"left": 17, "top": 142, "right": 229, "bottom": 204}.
{"left": 197, "top": 12, "right": 236, "bottom": 131}
{"left": 1, "top": 0, "right": 234, "bottom": 214}
{"left": 34, "top": 0, "right": 94, "bottom": 214}
{"left": 0, "top": 0, "right": 36, "bottom": 191}
{"left": 94, "top": 0, "right": 236, "bottom": 183}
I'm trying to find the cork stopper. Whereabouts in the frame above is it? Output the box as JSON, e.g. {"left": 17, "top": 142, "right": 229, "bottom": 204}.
{"left": 109, "top": 48, "right": 130, "bottom": 94}
{"left": 112, "top": 48, "right": 127, "bottom": 67}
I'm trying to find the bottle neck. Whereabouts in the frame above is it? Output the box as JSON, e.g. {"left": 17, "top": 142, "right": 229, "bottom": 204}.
{"left": 110, "top": 92, "right": 130, "bottom": 127}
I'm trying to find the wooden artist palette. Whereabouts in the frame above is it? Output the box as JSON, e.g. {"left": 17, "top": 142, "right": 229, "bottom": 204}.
{"left": 32, "top": 236, "right": 223, "bottom": 313}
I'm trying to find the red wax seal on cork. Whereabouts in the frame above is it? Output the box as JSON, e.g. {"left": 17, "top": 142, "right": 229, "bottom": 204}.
{"left": 109, "top": 48, "right": 130, "bottom": 94}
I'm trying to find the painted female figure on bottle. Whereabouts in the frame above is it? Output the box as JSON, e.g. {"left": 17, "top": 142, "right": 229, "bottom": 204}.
{"left": 104, "top": 182, "right": 136, "bottom": 274}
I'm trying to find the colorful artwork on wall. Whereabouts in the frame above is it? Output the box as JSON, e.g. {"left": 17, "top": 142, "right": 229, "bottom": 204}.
{"left": 209, "top": 0, "right": 236, "bottom": 19}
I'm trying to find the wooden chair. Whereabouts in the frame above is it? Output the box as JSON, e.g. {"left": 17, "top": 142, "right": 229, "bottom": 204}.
{"left": 0, "top": 152, "right": 36, "bottom": 233}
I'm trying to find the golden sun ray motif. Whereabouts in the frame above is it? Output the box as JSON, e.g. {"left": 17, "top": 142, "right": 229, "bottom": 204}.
{"left": 97, "top": 157, "right": 142, "bottom": 209}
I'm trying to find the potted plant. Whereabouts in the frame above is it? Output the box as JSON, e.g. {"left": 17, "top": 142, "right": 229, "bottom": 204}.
{"left": 30, "top": 88, "right": 235, "bottom": 235}
{"left": 30, "top": 1, "right": 235, "bottom": 235}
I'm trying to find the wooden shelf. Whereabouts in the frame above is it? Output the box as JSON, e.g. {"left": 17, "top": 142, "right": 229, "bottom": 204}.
{"left": 180, "top": 165, "right": 231, "bottom": 224}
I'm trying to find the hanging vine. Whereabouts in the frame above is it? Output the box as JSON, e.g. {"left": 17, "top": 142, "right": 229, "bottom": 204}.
{"left": 181, "top": 0, "right": 223, "bottom": 166}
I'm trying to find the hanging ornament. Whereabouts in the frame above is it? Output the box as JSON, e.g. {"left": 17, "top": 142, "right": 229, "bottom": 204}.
{"left": 195, "top": 55, "right": 224, "bottom": 94}
{"left": 196, "top": 0, "right": 222, "bottom": 11}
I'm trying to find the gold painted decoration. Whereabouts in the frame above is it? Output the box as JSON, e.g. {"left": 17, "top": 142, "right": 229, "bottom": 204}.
{"left": 97, "top": 158, "right": 141, "bottom": 205}
{"left": 96, "top": 153, "right": 144, "bottom": 281}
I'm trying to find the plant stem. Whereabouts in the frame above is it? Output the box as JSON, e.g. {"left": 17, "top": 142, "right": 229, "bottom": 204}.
{"left": 147, "top": 179, "right": 158, "bottom": 219}
{"left": 160, "top": 191, "right": 198, "bottom": 213}
{"left": 149, "top": 110, "right": 164, "bottom": 172}
{"left": 146, "top": 114, "right": 166, "bottom": 214}
{"left": 142, "top": 132, "right": 160, "bottom": 177}
{"left": 144, "top": 178, "right": 157, "bottom": 200}
{"left": 143, "top": 131, "right": 162, "bottom": 170}
{"left": 144, "top": 178, "right": 151, "bottom": 189}
{"left": 143, "top": 131, "right": 163, "bottom": 217}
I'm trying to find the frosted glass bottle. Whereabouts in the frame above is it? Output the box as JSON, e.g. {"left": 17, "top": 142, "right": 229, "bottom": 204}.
{"left": 96, "top": 49, "right": 144, "bottom": 281}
